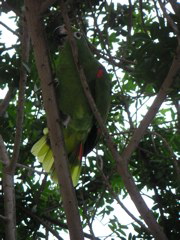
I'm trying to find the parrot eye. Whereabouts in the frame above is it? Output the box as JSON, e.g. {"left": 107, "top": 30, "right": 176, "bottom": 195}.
{"left": 73, "top": 32, "right": 82, "bottom": 39}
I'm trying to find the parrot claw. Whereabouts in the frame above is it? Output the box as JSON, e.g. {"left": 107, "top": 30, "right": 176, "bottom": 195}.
{"left": 63, "top": 115, "right": 71, "bottom": 128}
{"left": 60, "top": 111, "right": 71, "bottom": 128}
{"left": 54, "top": 77, "right": 59, "bottom": 84}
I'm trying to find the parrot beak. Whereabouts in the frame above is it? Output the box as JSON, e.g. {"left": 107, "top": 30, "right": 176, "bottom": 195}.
{"left": 54, "top": 25, "right": 67, "bottom": 45}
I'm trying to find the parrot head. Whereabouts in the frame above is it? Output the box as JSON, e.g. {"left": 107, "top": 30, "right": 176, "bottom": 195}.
{"left": 53, "top": 25, "right": 89, "bottom": 50}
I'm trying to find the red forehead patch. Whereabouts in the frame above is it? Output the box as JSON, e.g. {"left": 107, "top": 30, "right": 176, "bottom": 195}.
{"left": 96, "top": 68, "right": 104, "bottom": 78}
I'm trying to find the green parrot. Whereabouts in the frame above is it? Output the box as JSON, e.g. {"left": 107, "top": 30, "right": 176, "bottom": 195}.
{"left": 31, "top": 25, "right": 111, "bottom": 186}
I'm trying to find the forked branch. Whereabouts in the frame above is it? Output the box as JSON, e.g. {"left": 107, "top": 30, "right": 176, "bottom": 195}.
{"left": 59, "top": 1, "right": 169, "bottom": 239}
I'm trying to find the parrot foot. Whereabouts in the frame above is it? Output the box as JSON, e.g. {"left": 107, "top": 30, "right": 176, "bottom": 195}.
{"left": 60, "top": 111, "right": 71, "bottom": 128}
{"left": 63, "top": 115, "right": 71, "bottom": 128}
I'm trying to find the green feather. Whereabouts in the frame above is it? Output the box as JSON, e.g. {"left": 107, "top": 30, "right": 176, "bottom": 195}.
{"left": 42, "top": 149, "right": 53, "bottom": 172}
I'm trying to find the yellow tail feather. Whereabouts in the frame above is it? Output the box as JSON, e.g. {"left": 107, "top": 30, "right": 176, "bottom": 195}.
{"left": 31, "top": 135, "right": 47, "bottom": 157}
{"left": 31, "top": 128, "right": 82, "bottom": 186}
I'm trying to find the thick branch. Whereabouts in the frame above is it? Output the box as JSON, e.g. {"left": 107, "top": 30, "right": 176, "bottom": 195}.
{"left": 0, "top": 135, "right": 16, "bottom": 240}
{"left": 0, "top": 23, "right": 29, "bottom": 239}
{"left": 25, "top": 1, "right": 84, "bottom": 240}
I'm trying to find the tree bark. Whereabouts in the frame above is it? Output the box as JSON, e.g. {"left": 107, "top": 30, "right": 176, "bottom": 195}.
{"left": 0, "top": 135, "right": 16, "bottom": 240}
{"left": 25, "top": 1, "right": 84, "bottom": 239}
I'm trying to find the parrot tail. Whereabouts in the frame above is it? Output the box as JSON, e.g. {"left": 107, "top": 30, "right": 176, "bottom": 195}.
{"left": 31, "top": 128, "right": 82, "bottom": 186}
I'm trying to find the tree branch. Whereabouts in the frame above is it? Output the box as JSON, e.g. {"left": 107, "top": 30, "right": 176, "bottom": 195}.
{"left": 8, "top": 16, "right": 30, "bottom": 174}
{"left": 42, "top": 215, "right": 101, "bottom": 240}
{"left": 0, "top": 21, "right": 19, "bottom": 37}
{"left": 152, "top": 131, "right": 180, "bottom": 182}
{"left": 0, "top": 2, "right": 21, "bottom": 16}
{"left": 18, "top": 205, "right": 63, "bottom": 240}
{"left": 0, "top": 214, "right": 8, "bottom": 221}
{"left": 0, "top": 135, "right": 16, "bottom": 240}
{"left": 89, "top": 44, "right": 134, "bottom": 72}
{"left": 158, "top": 0, "right": 180, "bottom": 44}
{"left": 0, "top": 136, "right": 10, "bottom": 166}
{"left": 25, "top": 1, "right": 84, "bottom": 240}
{"left": 121, "top": 46, "right": 180, "bottom": 166}
{"left": 98, "top": 159, "right": 151, "bottom": 235}
{"left": 169, "top": 0, "right": 180, "bottom": 15}
{"left": 16, "top": 163, "right": 48, "bottom": 175}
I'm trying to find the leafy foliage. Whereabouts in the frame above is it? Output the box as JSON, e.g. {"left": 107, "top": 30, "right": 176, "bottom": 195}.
{"left": 0, "top": 0, "right": 179, "bottom": 239}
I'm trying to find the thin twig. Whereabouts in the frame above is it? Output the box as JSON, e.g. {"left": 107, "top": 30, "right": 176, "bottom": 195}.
{"left": 33, "top": 175, "right": 48, "bottom": 207}
{"left": 42, "top": 215, "right": 101, "bottom": 240}
{"left": 139, "top": 0, "right": 147, "bottom": 33}
{"left": 152, "top": 131, "right": 180, "bottom": 181}
{"left": 127, "top": 0, "right": 133, "bottom": 38}
{"left": 0, "top": 214, "right": 8, "bottom": 221}
{"left": 158, "top": 0, "right": 180, "bottom": 44}
{"left": 98, "top": 161, "right": 151, "bottom": 235}
{"left": 174, "top": 99, "right": 180, "bottom": 131}
{"left": 16, "top": 163, "right": 47, "bottom": 175}
{"left": 18, "top": 205, "right": 63, "bottom": 240}
{"left": 0, "top": 21, "right": 19, "bottom": 37}
{"left": 81, "top": 189, "right": 102, "bottom": 240}
{"left": 0, "top": 2, "right": 21, "bottom": 16}
{"left": 124, "top": 100, "right": 134, "bottom": 129}
{"left": 8, "top": 17, "right": 30, "bottom": 174}
{"left": 90, "top": 44, "right": 134, "bottom": 72}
